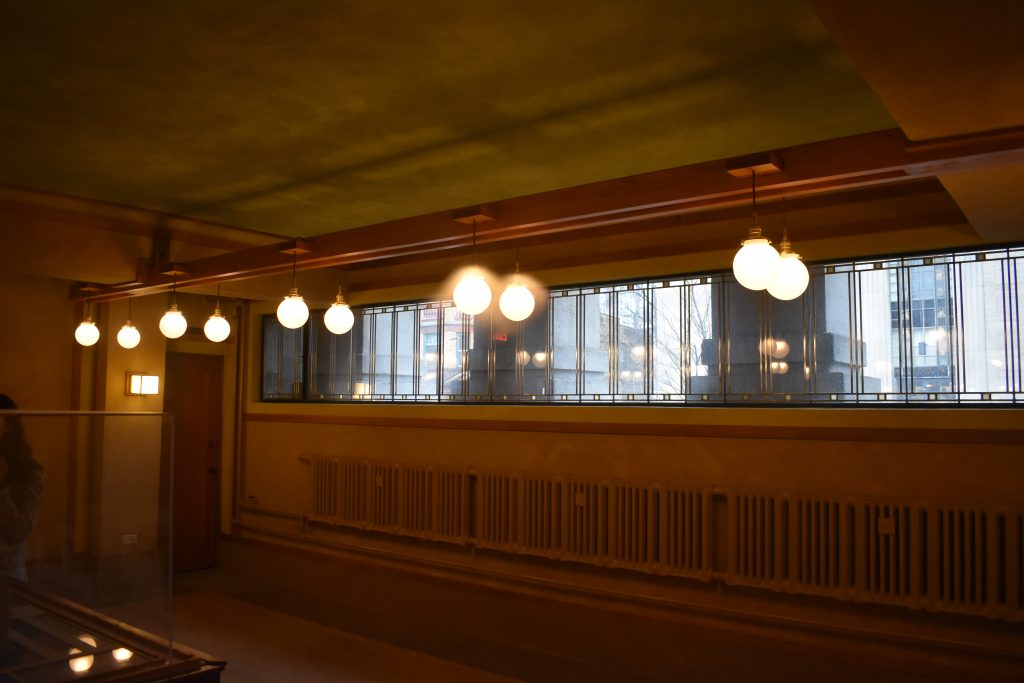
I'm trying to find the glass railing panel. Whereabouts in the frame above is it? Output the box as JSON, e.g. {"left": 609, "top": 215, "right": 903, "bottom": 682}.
{"left": 2, "top": 411, "right": 177, "bottom": 681}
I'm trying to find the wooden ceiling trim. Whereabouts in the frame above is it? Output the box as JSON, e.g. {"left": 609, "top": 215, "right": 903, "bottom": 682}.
{"left": 75, "top": 125, "right": 1024, "bottom": 301}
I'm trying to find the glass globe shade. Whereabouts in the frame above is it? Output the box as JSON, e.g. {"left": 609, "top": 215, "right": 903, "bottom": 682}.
{"left": 767, "top": 252, "right": 809, "bottom": 300}
{"left": 204, "top": 310, "right": 231, "bottom": 342}
{"left": 516, "top": 349, "right": 531, "bottom": 365}
{"left": 532, "top": 351, "right": 547, "bottom": 368}
{"left": 159, "top": 305, "right": 188, "bottom": 339}
{"left": 112, "top": 648, "right": 134, "bottom": 662}
{"left": 277, "top": 289, "right": 309, "bottom": 329}
{"left": 498, "top": 281, "right": 535, "bottom": 321}
{"left": 732, "top": 237, "right": 781, "bottom": 291}
{"left": 324, "top": 302, "right": 355, "bottom": 334}
{"left": 68, "top": 649, "right": 94, "bottom": 674}
{"left": 75, "top": 320, "right": 100, "bottom": 346}
{"left": 116, "top": 323, "right": 140, "bottom": 349}
{"left": 453, "top": 271, "right": 491, "bottom": 316}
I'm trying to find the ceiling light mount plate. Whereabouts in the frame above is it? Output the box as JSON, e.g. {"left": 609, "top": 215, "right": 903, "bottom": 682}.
{"left": 161, "top": 263, "right": 190, "bottom": 276}
{"left": 279, "top": 238, "right": 314, "bottom": 255}
{"left": 725, "top": 152, "right": 783, "bottom": 178}
{"left": 452, "top": 205, "right": 497, "bottom": 224}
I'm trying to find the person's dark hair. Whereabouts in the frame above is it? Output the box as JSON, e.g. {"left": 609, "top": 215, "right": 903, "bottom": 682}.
{"left": 0, "top": 394, "right": 39, "bottom": 482}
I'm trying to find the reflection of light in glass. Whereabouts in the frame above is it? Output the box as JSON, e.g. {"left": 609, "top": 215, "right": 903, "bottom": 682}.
{"left": 804, "top": 366, "right": 811, "bottom": 379}
{"left": 632, "top": 370, "right": 642, "bottom": 380}
{"left": 78, "top": 635, "right": 97, "bottom": 648}
{"left": 630, "top": 345, "right": 645, "bottom": 359}
{"left": 770, "top": 361, "right": 789, "bottom": 375}
{"left": 422, "top": 352, "right": 438, "bottom": 364}
{"left": 516, "top": 350, "right": 531, "bottom": 365}
{"left": 761, "top": 338, "right": 790, "bottom": 359}
{"left": 532, "top": 352, "right": 547, "bottom": 368}
{"left": 620, "top": 370, "right": 631, "bottom": 380}
{"left": 925, "top": 328, "right": 947, "bottom": 345}
{"left": 68, "top": 648, "right": 95, "bottom": 673}
{"left": 113, "top": 647, "right": 134, "bottom": 662}
{"left": 991, "top": 359, "right": 1004, "bottom": 367}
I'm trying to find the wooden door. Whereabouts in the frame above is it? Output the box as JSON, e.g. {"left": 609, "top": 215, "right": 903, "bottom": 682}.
{"left": 164, "top": 353, "right": 222, "bottom": 572}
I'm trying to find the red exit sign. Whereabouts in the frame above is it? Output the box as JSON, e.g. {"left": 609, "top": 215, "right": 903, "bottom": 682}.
{"left": 494, "top": 333, "right": 509, "bottom": 341}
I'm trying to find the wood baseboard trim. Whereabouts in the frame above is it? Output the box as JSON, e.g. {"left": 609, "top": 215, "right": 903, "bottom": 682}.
{"left": 243, "top": 411, "right": 1024, "bottom": 444}
{"left": 221, "top": 524, "right": 1024, "bottom": 680}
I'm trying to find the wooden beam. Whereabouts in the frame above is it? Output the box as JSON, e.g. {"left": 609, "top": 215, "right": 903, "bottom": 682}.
{"left": 341, "top": 208, "right": 969, "bottom": 294}
{"left": 77, "top": 125, "right": 1024, "bottom": 301}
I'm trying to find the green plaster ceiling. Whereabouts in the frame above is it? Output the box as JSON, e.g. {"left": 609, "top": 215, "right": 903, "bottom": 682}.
{"left": 0, "top": 1, "right": 894, "bottom": 238}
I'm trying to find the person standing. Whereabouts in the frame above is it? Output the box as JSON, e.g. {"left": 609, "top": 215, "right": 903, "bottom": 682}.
{"left": 0, "top": 394, "right": 44, "bottom": 657}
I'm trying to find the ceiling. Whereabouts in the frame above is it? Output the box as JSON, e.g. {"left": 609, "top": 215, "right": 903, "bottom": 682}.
{"left": 0, "top": 0, "right": 895, "bottom": 238}
{"left": 2, "top": 1, "right": 1022, "bottom": 305}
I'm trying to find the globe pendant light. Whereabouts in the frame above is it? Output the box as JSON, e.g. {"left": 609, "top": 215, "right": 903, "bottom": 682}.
{"left": 277, "top": 288, "right": 309, "bottom": 329}
{"left": 732, "top": 169, "right": 781, "bottom": 291}
{"left": 453, "top": 220, "right": 492, "bottom": 316}
{"left": 276, "top": 248, "right": 309, "bottom": 329}
{"left": 116, "top": 297, "right": 141, "bottom": 349}
{"left": 159, "top": 273, "right": 188, "bottom": 339}
{"left": 453, "top": 269, "right": 491, "bottom": 316}
{"left": 75, "top": 317, "right": 100, "bottom": 346}
{"left": 499, "top": 279, "right": 534, "bottom": 321}
{"left": 117, "top": 322, "right": 140, "bottom": 349}
{"left": 74, "top": 293, "right": 100, "bottom": 346}
{"left": 203, "top": 284, "right": 231, "bottom": 342}
{"left": 324, "top": 287, "right": 355, "bottom": 334}
{"left": 767, "top": 228, "right": 809, "bottom": 301}
{"left": 498, "top": 252, "right": 535, "bottom": 322}
{"left": 159, "top": 305, "right": 187, "bottom": 338}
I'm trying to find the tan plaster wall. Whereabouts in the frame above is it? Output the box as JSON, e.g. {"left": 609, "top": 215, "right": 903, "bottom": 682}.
{"left": 0, "top": 271, "right": 76, "bottom": 560}
{"left": 92, "top": 296, "right": 167, "bottom": 557}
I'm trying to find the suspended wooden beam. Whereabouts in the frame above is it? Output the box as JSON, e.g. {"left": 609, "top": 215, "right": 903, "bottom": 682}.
{"left": 75, "top": 124, "right": 1024, "bottom": 301}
